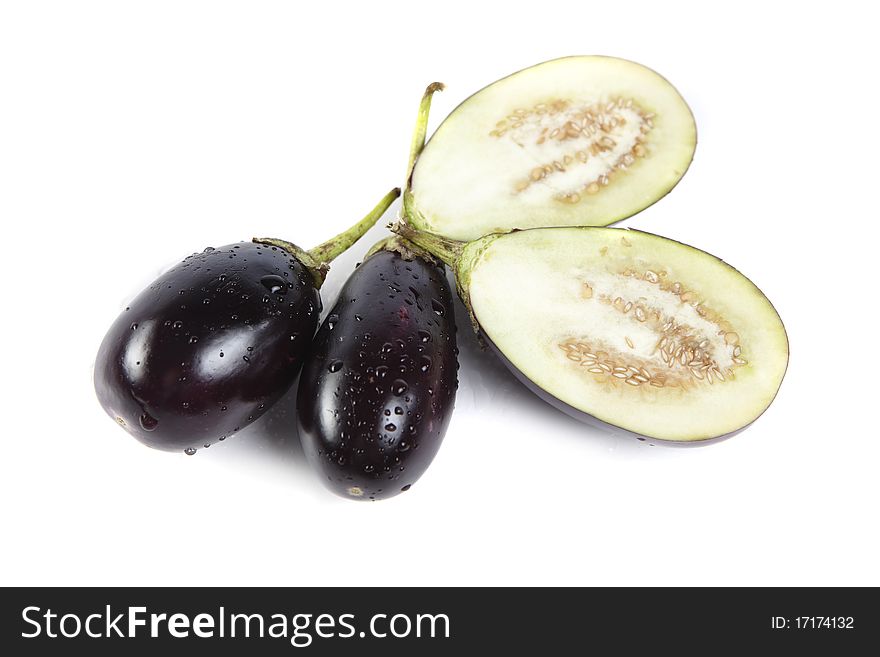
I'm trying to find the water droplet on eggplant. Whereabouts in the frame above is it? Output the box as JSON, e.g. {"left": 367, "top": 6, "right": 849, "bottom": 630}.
{"left": 260, "top": 274, "right": 287, "bottom": 295}
{"left": 139, "top": 413, "right": 158, "bottom": 431}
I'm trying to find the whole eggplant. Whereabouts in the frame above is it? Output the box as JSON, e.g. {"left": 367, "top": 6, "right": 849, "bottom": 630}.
{"left": 94, "top": 189, "right": 399, "bottom": 453}
{"left": 296, "top": 237, "right": 458, "bottom": 499}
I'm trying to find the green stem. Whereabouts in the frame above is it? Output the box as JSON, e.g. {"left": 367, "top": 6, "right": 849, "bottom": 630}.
{"left": 406, "top": 82, "right": 444, "bottom": 187}
{"left": 255, "top": 187, "right": 400, "bottom": 288}
{"left": 308, "top": 187, "right": 400, "bottom": 264}
{"left": 391, "top": 220, "right": 463, "bottom": 269}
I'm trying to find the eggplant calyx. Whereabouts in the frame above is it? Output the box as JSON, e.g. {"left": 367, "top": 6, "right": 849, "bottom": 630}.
{"left": 252, "top": 237, "right": 328, "bottom": 287}
{"left": 389, "top": 220, "right": 463, "bottom": 267}
{"left": 254, "top": 187, "right": 400, "bottom": 288}
{"left": 364, "top": 235, "right": 439, "bottom": 265}
{"left": 390, "top": 221, "right": 498, "bottom": 338}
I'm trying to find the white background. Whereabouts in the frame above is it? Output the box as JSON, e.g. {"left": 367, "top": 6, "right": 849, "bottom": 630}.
{"left": 1, "top": 1, "right": 877, "bottom": 587}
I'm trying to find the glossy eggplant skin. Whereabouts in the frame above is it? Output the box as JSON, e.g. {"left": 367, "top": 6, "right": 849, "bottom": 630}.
{"left": 95, "top": 242, "right": 320, "bottom": 452}
{"left": 297, "top": 247, "right": 458, "bottom": 500}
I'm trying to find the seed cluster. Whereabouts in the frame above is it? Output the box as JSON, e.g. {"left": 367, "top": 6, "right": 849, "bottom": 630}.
{"left": 560, "top": 340, "right": 670, "bottom": 388}
{"left": 560, "top": 267, "right": 748, "bottom": 389}
{"left": 489, "top": 97, "right": 654, "bottom": 203}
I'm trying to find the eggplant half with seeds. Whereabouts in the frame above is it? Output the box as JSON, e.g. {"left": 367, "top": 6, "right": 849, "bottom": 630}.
{"left": 394, "top": 223, "right": 788, "bottom": 444}
{"left": 404, "top": 57, "right": 696, "bottom": 241}
{"left": 94, "top": 188, "right": 400, "bottom": 453}
{"left": 296, "top": 237, "right": 458, "bottom": 500}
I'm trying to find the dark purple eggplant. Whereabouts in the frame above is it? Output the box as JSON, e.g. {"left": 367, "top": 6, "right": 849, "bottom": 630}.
{"left": 94, "top": 188, "right": 400, "bottom": 453}
{"left": 296, "top": 237, "right": 458, "bottom": 500}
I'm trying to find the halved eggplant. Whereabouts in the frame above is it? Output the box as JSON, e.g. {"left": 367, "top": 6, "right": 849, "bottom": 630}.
{"left": 406, "top": 57, "right": 696, "bottom": 241}
{"left": 393, "top": 224, "right": 788, "bottom": 443}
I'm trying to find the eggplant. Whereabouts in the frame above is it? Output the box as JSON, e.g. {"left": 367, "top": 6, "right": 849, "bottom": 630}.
{"left": 393, "top": 222, "right": 788, "bottom": 444}
{"left": 403, "top": 57, "right": 696, "bottom": 241}
{"left": 296, "top": 237, "right": 458, "bottom": 500}
{"left": 94, "top": 188, "right": 400, "bottom": 453}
